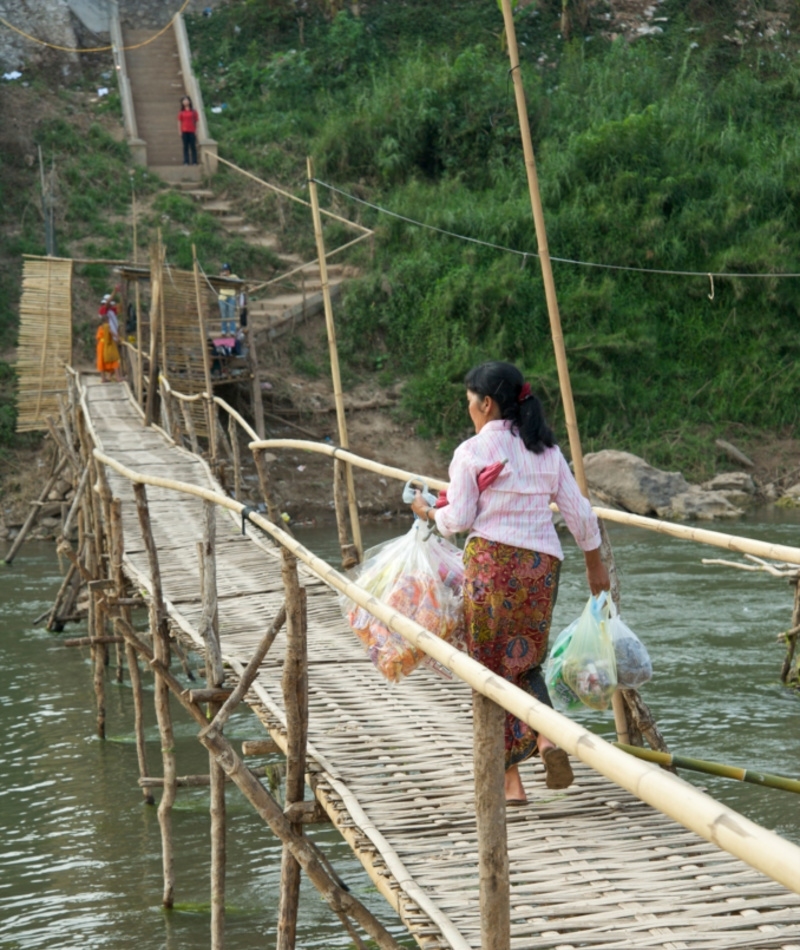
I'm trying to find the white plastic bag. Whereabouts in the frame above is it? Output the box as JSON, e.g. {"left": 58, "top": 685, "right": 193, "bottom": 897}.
{"left": 608, "top": 603, "right": 652, "bottom": 687}
{"left": 340, "top": 523, "right": 464, "bottom": 682}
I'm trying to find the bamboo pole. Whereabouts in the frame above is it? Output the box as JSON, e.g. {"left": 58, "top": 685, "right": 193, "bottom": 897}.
{"left": 91, "top": 448, "right": 800, "bottom": 896}
{"left": 306, "top": 156, "right": 362, "bottom": 562}
{"left": 192, "top": 244, "right": 216, "bottom": 456}
{"left": 114, "top": 618, "right": 405, "bottom": 950}
{"left": 277, "top": 554, "right": 308, "bottom": 950}
{"left": 46, "top": 560, "right": 77, "bottom": 632}
{"left": 472, "top": 692, "right": 510, "bottom": 950}
{"left": 61, "top": 462, "right": 90, "bottom": 542}
{"left": 245, "top": 325, "right": 265, "bottom": 440}
{"left": 199, "top": 501, "right": 224, "bottom": 687}
{"left": 616, "top": 743, "right": 800, "bottom": 794}
{"left": 333, "top": 458, "right": 358, "bottom": 569}
{"left": 3, "top": 455, "right": 69, "bottom": 564}
{"left": 181, "top": 400, "right": 199, "bottom": 454}
{"left": 145, "top": 242, "right": 162, "bottom": 427}
{"left": 209, "top": 696, "right": 226, "bottom": 950}
{"left": 228, "top": 414, "right": 241, "bottom": 501}
{"left": 133, "top": 481, "right": 176, "bottom": 908}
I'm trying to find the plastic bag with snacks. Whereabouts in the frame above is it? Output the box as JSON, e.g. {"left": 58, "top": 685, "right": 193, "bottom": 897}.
{"left": 545, "top": 594, "right": 617, "bottom": 711}
{"left": 340, "top": 522, "right": 465, "bottom": 682}
{"left": 608, "top": 602, "right": 652, "bottom": 687}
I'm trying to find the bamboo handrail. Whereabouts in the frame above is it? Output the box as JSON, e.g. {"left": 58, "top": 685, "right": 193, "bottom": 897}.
{"left": 247, "top": 438, "right": 800, "bottom": 566}
{"left": 90, "top": 445, "right": 800, "bottom": 897}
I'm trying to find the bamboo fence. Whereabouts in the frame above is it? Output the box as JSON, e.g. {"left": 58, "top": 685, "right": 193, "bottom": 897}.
{"left": 15, "top": 256, "right": 73, "bottom": 431}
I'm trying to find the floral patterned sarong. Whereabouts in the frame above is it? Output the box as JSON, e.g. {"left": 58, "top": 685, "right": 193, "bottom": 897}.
{"left": 463, "top": 538, "right": 561, "bottom": 769}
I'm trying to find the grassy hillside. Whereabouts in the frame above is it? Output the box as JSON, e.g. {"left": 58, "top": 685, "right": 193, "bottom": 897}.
{"left": 185, "top": 0, "right": 800, "bottom": 473}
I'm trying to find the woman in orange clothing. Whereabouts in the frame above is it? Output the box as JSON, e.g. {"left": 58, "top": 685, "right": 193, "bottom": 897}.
{"left": 96, "top": 294, "right": 121, "bottom": 382}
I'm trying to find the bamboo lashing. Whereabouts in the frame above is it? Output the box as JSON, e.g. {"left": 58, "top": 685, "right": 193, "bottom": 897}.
{"left": 91, "top": 446, "right": 800, "bottom": 896}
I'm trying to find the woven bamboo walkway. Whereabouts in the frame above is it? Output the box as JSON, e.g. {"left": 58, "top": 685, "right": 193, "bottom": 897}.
{"left": 83, "top": 377, "right": 800, "bottom": 950}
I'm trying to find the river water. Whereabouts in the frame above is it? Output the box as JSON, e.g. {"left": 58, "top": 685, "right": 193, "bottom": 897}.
{"left": 1, "top": 510, "right": 799, "bottom": 949}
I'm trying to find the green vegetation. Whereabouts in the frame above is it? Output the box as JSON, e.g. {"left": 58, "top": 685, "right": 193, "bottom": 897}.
{"left": 183, "top": 0, "right": 800, "bottom": 474}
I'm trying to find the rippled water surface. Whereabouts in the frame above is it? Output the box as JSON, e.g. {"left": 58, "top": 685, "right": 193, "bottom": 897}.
{"left": 2, "top": 510, "right": 799, "bottom": 947}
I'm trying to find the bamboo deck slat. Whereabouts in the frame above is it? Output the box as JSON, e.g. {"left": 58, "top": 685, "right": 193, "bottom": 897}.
{"left": 80, "top": 376, "right": 800, "bottom": 950}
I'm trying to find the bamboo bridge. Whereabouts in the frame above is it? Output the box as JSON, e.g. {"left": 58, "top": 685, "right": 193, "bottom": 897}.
{"left": 34, "top": 369, "right": 800, "bottom": 950}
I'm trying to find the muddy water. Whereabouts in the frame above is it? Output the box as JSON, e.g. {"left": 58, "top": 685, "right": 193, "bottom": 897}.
{"left": 1, "top": 510, "right": 799, "bottom": 948}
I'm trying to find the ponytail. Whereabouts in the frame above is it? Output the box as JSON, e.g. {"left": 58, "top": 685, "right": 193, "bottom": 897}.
{"left": 464, "top": 360, "right": 555, "bottom": 454}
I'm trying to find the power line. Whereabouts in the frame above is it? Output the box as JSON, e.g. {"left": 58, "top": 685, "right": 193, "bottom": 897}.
{"left": 312, "top": 178, "right": 800, "bottom": 281}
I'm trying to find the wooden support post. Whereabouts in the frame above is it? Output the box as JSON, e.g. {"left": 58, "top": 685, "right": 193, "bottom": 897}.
{"left": 192, "top": 243, "right": 216, "bottom": 456}
{"left": 228, "top": 414, "right": 241, "bottom": 501}
{"left": 333, "top": 458, "right": 358, "bottom": 570}
{"left": 209, "top": 696, "right": 226, "bottom": 949}
{"left": 246, "top": 325, "right": 265, "bottom": 440}
{"left": 109, "top": 495, "right": 153, "bottom": 802}
{"left": 277, "top": 552, "right": 308, "bottom": 950}
{"left": 46, "top": 560, "right": 78, "bottom": 632}
{"left": 181, "top": 400, "right": 200, "bottom": 455}
{"left": 251, "top": 446, "right": 282, "bottom": 528}
{"left": 133, "top": 481, "right": 176, "bottom": 908}
{"left": 115, "top": 620, "right": 404, "bottom": 950}
{"left": 145, "top": 242, "right": 162, "bottom": 427}
{"left": 198, "top": 501, "right": 225, "bottom": 686}
{"left": 472, "top": 691, "right": 510, "bottom": 950}
{"left": 3, "top": 455, "right": 69, "bottom": 564}
{"left": 307, "top": 156, "right": 362, "bottom": 563}
{"left": 135, "top": 278, "right": 144, "bottom": 409}
{"left": 62, "top": 463, "right": 90, "bottom": 541}
{"left": 159, "top": 377, "right": 175, "bottom": 443}
{"left": 781, "top": 575, "right": 800, "bottom": 685}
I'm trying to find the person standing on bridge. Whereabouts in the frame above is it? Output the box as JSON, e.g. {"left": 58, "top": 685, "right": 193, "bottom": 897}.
{"left": 410, "top": 360, "right": 610, "bottom": 805}
{"left": 178, "top": 95, "right": 199, "bottom": 166}
{"left": 96, "top": 291, "right": 122, "bottom": 383}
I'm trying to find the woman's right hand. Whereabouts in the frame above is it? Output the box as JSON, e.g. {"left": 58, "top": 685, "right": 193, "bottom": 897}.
{"left": 583, "top": 547, "right": 610, "bottom": 596}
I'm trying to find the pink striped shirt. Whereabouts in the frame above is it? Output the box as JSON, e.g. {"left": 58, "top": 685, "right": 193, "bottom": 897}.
{"left": 433, "top": 419, "right": 601, "bottom": 560}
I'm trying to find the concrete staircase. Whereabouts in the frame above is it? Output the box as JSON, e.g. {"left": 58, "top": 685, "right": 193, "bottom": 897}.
{"left": 175, "top": 181, "right": 354, "bottom": 337}
{"left": 123, "top": 26, "right": 201, "bottom": 182}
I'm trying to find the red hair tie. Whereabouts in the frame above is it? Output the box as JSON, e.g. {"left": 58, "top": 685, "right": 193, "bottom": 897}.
{"left": 518, "top": 382, "right": 532, "bottom": 403}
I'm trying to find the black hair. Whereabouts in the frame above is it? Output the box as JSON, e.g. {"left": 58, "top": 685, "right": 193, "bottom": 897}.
{"left": 464, "top": 360, "right": 556, "bottom": 454}
{"left": 180, "top": 95, "right": 193, "bottom": 109}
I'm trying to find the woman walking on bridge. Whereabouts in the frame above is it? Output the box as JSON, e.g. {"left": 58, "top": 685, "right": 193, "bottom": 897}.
{"left": 411, "top": 360, "right": 609, "bottom": 804}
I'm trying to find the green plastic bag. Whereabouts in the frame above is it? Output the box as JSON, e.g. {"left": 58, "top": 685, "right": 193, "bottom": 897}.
{"left": 561, "top": 593, "right": 617, "bottom": 711}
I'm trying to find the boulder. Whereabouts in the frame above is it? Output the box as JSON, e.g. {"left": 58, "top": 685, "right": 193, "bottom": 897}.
{"left": 785, "top": 482, "right": 800, "bottom": 499}
{"left": 701, "top": 472, "right": 757, "bottom": 508}
{"left": 583, "top": 450, "right": 689, "bottom": 517}
{"left": 660, "top": 488, "right": 743, "bottom": 521}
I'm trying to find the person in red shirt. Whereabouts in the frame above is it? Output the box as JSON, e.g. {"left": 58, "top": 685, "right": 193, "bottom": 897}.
{"left": 178, "top": 96, "right": 199, "bottom": 166}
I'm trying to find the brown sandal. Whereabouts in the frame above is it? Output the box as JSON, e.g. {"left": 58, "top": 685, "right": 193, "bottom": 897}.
{"left": 541, "top": 747, "right": 574, "bottom": 790}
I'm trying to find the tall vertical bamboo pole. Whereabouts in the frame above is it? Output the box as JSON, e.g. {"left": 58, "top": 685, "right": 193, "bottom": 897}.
{"left": 276, "top": 552, "right": 309, "bottom": 950}
{"left": 131, "top": 186, "right": 144, "bottom": 407}
{"left": 133, "top": 481, "right": 176, "bottom": 908}
{"left": 199, "top": 500, "right": 224, "bottom": 687}
{"left": 193, "top": 244, "right": 216, "bottom": 458}
{"left": 306, "top": 156, "right": 362, "bottom": 561}
{"left": 145, "top": 241, "right": 162, "bottom": 426}
{"left": 209, "top": 695, "right": 226, "bottom": 950}
{"left": 498, "top": 0, "right": 634, "bottom": 745}
{"left": 109, "top": 496, "right": 154, "bottom": 803}
{"left": 472, "top": 692, "right": 510, "bottom": 950}
{"left": 245, "top": 325, "right": 265, "bottom": 439}
{"left": 228, "top": 415, "right": 241, "bottom": 501}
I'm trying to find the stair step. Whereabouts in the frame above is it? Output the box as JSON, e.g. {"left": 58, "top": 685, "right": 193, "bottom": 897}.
{"left": 203, "top": 201, "right": 234, "bottom": 213}
{"left": 182, "top": 189, "right": 215, "bottom": 199}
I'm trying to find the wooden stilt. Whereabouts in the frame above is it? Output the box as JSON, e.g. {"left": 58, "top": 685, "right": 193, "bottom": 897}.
{"left": 209, "top": 692, "right": 226, "bottom": 949}
{"left": 277, "top": 552, "right": 308, "bottom": 950}
{"left": 62, "top": 463, "right": 90, "bottom": 541}
{"left": 46, "top": 560, "right": 78, "bottom": 632}
{"left": 246, "top": 325, "right": 265, "bottom": 440}
{"left": 133, "top": 481, "right": 176, "bottom": 908}
{"left": 115, "top": 618, "right": 404, "bottom": 950}
{"left": 333, "top": 458, "right": 358, "bottom": 569}
{"left": 228, "top": 414, "right": 241, "bottom": 501}
{"left": 198, "top": 501, "right": 224, "bottom": 687}
{"left": 472, "top": 691, "right": 510, "bottom": 950}
{"left": 251, "top": 446, "right": 282, "bottom": 528}
{"left": 181, "top": 400, "right": 200, "bottom": 455}
{"left": 3, "top": 455, "right": 69, "bottom": 564}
